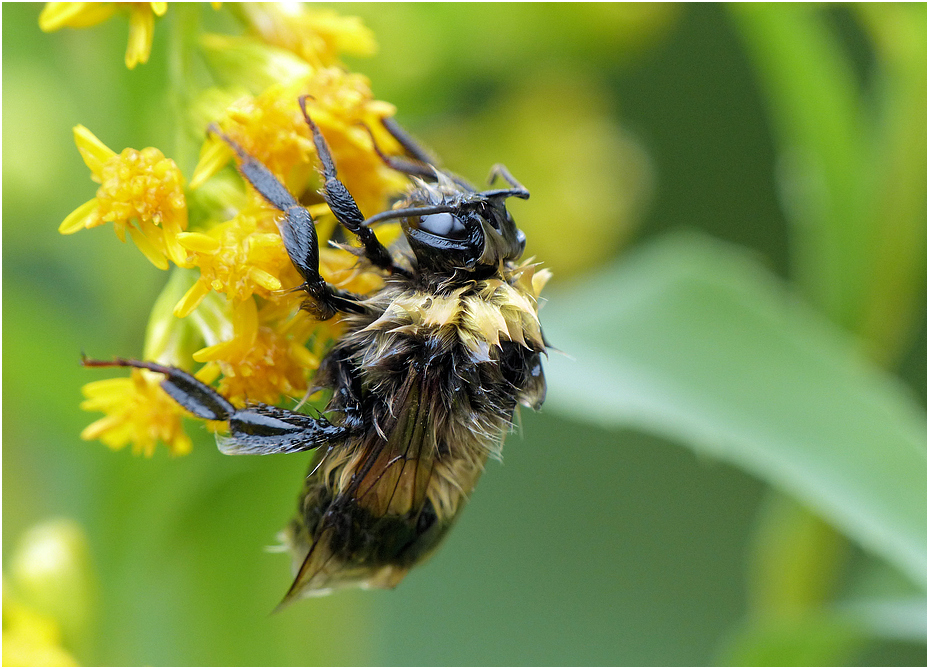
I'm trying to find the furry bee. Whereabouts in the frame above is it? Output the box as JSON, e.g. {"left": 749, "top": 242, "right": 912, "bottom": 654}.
{"left": 86, "top": 97, "right": 549, "bottom": 605}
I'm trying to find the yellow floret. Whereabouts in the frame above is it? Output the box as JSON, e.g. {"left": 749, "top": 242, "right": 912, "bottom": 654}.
{"left": 79, "top": 369, "right": 193, "bottom": 457}
{"left": 59, "top": 126, "right": 189, "bottom": 269}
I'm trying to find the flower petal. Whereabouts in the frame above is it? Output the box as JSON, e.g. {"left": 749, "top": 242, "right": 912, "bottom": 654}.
{"left": 58, "top": 198, "right": 100, "bottom": 234}
{"left": 39, "top": 2, "right": 117, "bottom": 32}
{"left": 190, "top": 136, "right": 232, "bottom": 190}
{"left": 174, "top": 279, "right": 212, "bottom": 318}
{"left": 162, "top": 218, "right": 190, "bottom": 267}
{"left": 125, "top": 4, "right": 155, "bottom": 69}
{"left": 128, "top": 227, "right": 169, "bottom": 270}
{"left": 192, "top": 339, "right": 241, "bottom": 363}
{"left": 177, "top": 231, "right": 221, "bottom": 254}
{"left": 73, "top": 125, "right": 116, "bottom": 176}
{"left": 248, "top": 266, "right": 282, "bottom": 291}
{"left": 80, "top": 414, "right": 124, "bottom": 442}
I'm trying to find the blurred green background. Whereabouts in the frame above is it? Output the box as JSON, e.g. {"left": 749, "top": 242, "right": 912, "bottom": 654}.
{"left": 3, "top": 2, "right": 926, "bottom": 666}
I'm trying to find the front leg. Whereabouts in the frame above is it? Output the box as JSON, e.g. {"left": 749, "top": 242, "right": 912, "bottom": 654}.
{"left": 211, "top": 126, "right": 365, "bottom": 319}
{"left": 378, "top": 116, "right": 475, "bottom": 192}
{"left": 298, "top": 97, "right": 411, "bottom": 278}
{"left": 83, "top": 358, "right": 353, "bottom": 455}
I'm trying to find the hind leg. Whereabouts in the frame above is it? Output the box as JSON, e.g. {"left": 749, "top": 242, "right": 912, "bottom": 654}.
{"left": 83, "top": 358, "right": 352, "bottom": 455}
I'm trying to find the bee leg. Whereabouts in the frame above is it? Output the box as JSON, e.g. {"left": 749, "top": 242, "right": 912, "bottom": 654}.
{"left": 82, "top": 358, "right": 352, "bottom": 455}
{"left": 358, "top": 121, "right": 435, "bottom": 181}
{"left": 380, "top": 116, "right": 440, "bottom": 167}
{"left": 376, "top": 117, "right": 475, "bottom": 192}
{"left": 216, "top": 403, "right": 348, "bottom": 456}
{"left": 478, "top": 164, "right": 530, "bottom": 200}
{"left": 210, "top": 126, "right": 366, "bottom": 319}
{"left": 298, "top": 97, "right": 411, "bottom": 279}
{"left": 319, "top": 353, "right": 366, "bottom": 433}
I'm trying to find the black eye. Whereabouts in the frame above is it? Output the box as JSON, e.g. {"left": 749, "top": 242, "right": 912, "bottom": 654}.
{"left": 416, "top": 212, "right": 468, "bottom": 239}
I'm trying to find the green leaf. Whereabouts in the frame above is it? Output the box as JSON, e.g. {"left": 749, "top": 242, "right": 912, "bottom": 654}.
{"left": 717, "top": 597, "right": 926, "bottom": 666}
{"left": 730, "top": 4, "right": 927, "bottom": 365}
{"left": 729, "top": 4, "right": 869, "bottom": 333}
{"left": 852, "top": 4, "right": 927, "bottom": 365}
{"left": 541, "top": 232, "right": 926, "bottom": 587}
{"left": 840, "top": 596, "right": 927, "bottom": 643}
{"left": 717, "top": 611, "right": 864, "bottom": 666}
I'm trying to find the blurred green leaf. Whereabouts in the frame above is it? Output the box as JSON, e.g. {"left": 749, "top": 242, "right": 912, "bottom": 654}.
{"left": 541, "top": 232, "right": 927, "bottom": 587}
{"left": 718, "top": 611, "right": 864, "bottom": 666}
{"left": 729, "top": 4, "right": 869, "bottom": 333}
{"left": 718, "top": 596, "right": 926, "bottom": 666}
{"left": 747, "top": 494, "right": 847, "bottom": 615}
{"left": 852, "top": 4, "right": 927, "bottom": 365}
{"left": 840, "top": 596, "right": 927, "bottom": 643}
{"left": 730, "top": 4, "right": 926, "bottom": 366}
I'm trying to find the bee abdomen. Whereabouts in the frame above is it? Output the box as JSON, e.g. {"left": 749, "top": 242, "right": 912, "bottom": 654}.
{"left": 325, "top": 496, "right": 445, "bottom": 567}
{"left": 287, "top": 485, "right": 450, "bottom": 594}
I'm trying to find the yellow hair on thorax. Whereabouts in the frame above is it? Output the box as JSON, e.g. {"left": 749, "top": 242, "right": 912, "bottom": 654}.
{"left": 361, "top": 260, "right": 550, "bottom": 359}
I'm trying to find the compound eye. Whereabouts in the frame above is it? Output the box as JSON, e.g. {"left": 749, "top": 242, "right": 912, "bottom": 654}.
{"left": 417, "top": 212, "right": 468, "bottom": 240}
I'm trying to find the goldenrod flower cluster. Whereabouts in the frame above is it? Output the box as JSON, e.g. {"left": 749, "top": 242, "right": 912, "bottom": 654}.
{"left": 60, "top": 127, "right": 188, "bottom": 270}
{"left": 49, "top": 3, "right": 407, "bottom": 456}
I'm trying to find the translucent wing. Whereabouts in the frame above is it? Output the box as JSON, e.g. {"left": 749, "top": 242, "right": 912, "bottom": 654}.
{"left": 278, "top": 371, "right": 444, "bottom": 605}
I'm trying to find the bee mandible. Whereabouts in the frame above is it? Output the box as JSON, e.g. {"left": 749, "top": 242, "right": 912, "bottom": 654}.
{"left": 85, "top": 96, "right": 549, "bottom": 605}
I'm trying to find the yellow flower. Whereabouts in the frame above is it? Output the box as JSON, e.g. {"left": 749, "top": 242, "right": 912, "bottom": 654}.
{"left": 173, "top": 203, "right": 303, "bottom": 317}
{"left": 58, "top": 4, "right": 411, "bottom": 456}
{"left": 192, "top": 81, "right": 320, "bottom": 194}
{"left": 79, "top": 369, "right": 193, "bottom": 457}
{"left": 191, "top": 68, "right": 407, "bottom": 218}
{"left": 297, "top": 69, "right": 409, "bottom": 218}
{"left": 59, "top": 125, "right": 188, "bottom": 270}
{"left": 239, "top": 3, "right": 376, "bottom": 68}
{"left": 2, "top": 589, "right": 78, "bottom": 667}
{"left": 39, "top": 2, "right": 167, "bottom": 69}
{"left": 193, "top": 298, "right": 321, "bottom": 406}
{"left": 180, "top": 67, "right": 406, "bottom": 321}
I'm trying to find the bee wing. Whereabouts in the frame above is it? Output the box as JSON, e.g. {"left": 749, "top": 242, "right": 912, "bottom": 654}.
{"left": 349, "top": 376, "right": 436, "bottom": 517}
{"left": 278, "top": 372, "right": 438, "bottom": 605}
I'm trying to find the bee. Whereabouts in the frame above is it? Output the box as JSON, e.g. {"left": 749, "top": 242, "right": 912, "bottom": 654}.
{"left": 85, "top": 96, "right": 549, "bottom": 605}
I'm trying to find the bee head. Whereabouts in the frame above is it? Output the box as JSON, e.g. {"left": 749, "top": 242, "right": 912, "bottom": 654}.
{"left": 402, "top": 196, "right": 527, "bottom": 271}
{"left": 359, "top": 167, "right": 529, "bottom": 273}
{"left": 358, "top": 168, "right": 528, "bottom": 273}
